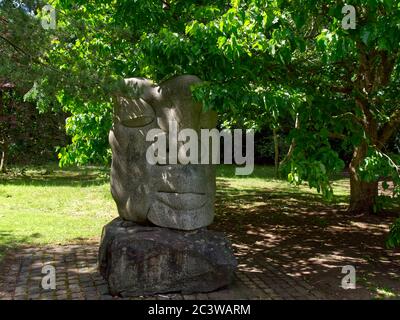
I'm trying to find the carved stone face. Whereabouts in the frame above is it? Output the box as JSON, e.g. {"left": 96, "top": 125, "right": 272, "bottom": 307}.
{"left": 109, "top": 75, "right": 217, "bottom": 231}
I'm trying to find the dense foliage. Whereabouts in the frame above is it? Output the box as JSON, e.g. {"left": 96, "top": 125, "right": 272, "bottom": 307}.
{"left": 0, "top": 85, "right": 67, "bottom": 170}
{"left": 0, "top": 1, "right": 399, "bottom": 218}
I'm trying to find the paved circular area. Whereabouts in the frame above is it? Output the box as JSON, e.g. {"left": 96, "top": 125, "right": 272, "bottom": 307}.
{"left": 0, "top": 243, "right": 328, "bottom": 300}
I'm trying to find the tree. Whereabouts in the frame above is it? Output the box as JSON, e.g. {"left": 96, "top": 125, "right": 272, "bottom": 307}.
{"left": 283, "top": 1, "right": 400, "bottom": 213}
{"left": 180, "top": 0, "right": 400, "bottom": 213}
{"left": 0, "top": 81, "right": 15, "bottom": 172}
{"left": 1, "top": 0, "right": 399, "bottom": 214}
{"left": 0, "top": 81, "right": 67, "bottom": 171}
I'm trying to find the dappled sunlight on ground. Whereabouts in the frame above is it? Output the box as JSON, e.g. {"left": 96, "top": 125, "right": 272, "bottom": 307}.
{"left": 1, "top": 164, "right": 399, "bottom": 299}
{"left": 211, "top": 175, "right": 400, "bottom": 299}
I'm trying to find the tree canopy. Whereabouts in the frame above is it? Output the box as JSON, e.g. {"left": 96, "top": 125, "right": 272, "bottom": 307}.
{"left": 1, "top": 0, "right": 399, "bottom": 217}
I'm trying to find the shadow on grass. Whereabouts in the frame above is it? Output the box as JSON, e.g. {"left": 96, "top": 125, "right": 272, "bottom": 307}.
{"left": 217, "top": 164, "right": 349, "bottom": 182}
{"left": 217, "top": 179, "right": 350, "bottom": 205}
{"left": 211, "top": 181, "right": 400, "bottom": 299}
{"left": 1, "top": 163, "right": 348, "bottom": 187}
{"left": 0, "top": 164, "right": 110, "bottom": 187}
{"left": 0, "top": 231, "right": 40, "bottom": 262}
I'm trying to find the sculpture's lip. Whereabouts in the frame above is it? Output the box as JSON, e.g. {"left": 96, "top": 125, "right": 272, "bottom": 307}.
{"left": 155, "top": 191, "right": 207, "bottom": 210}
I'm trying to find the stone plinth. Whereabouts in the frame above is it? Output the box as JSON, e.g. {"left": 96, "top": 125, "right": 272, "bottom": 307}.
{"left": 98, "top": 218, "right": 237, "bottom": 297}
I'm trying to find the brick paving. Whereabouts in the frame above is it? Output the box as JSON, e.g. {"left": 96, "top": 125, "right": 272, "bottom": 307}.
{"left": 0, "top": 243, "right": 328, "bottom": 300}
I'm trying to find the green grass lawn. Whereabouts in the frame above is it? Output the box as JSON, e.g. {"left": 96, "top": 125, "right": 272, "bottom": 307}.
{"left": 0, "top": 165, "right": 116, "bottom": 260}
{"left": 0, "top": 163, "right": 351, "bottom": 261}
{"left": 217, "top": 164, "right": 350, "bottom": 203}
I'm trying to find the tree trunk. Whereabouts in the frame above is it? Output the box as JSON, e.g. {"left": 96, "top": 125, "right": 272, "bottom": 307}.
{"left": 348, "top": 141, "right": 378, "bottom": 214}
{"left": 0, "top": 143, "right": 7, "bottom": 173}
{"left": 279, "top": 113, "right": 299, "bottom": 168}
{"left": 273, "top": 128, "right": 279, "bottom": 178}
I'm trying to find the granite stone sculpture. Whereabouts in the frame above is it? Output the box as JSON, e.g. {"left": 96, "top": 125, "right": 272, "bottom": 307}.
{"left": 109, "top": 75, "right": 217, "bottom": 231}
{"left": 99, "top": 75, "right": 237, "bottom": 297}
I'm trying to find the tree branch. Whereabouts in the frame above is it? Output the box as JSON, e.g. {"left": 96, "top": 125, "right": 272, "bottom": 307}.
{"left": 330, "top": 86, "right": 353, "bottom": 94}
{"left": 0, "top": 34, "right": 30, "bottom": 57}
{"left": 280, "top": 113, "right": 299, "bottom": 167}
{"left": 329, "top": 132, "right": 346, "bottom": 140}
{"left": 332, "top": 112, "right": 364, "bottom": 127}
{"left": 379, "top": 108, "right": 400, "bottom": 145}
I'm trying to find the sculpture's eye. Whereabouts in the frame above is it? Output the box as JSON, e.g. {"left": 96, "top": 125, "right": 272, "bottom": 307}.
{"left": 117, "top": 97, "right": 155, "bottom": 127}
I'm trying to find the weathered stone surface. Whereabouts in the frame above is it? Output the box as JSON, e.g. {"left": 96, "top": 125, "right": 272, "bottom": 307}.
{"left": 110, "top": 75, "right": 218, "bottom": 230}
{"left": 98, "top": 218, "right": 237, "bottom": 297}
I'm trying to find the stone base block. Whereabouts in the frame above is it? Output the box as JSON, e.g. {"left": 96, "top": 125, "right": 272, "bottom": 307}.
{"left": 98, "top": 218, "right": 237, "bottom": 297}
